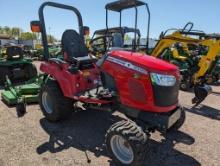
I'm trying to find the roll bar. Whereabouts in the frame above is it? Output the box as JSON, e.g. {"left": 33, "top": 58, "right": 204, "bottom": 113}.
{"left": 38, "top": 2, "right": 84, "bottom": 60}
{"left": 162, "top": 22, "right": 205, "bottom": 38}
{"left": 181, "top": 22, "right": 194, "bottom": 33}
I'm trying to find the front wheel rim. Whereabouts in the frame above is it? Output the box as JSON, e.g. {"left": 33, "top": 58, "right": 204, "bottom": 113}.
{"left": 110, "top": 135, "right": 134, "bottom": 165}
{"left": 42, "top": 91, "right": 53, "bottom": 114}
{"left": 180, "top": 83, "right": 187, "bottom": 89}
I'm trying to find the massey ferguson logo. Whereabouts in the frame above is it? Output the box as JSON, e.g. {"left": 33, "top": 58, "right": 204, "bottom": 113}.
{"left": 107, "top": 56, "right": 148, "bottom": 75}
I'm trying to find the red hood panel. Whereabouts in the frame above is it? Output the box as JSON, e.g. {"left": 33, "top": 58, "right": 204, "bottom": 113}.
{"left": 110, "top": 51, "right": 178, "bottom": 73}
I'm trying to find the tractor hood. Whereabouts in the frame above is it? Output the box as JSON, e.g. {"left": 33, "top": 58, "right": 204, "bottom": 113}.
{"left": 109, "top": 51, "right": 178, "bottom": 74}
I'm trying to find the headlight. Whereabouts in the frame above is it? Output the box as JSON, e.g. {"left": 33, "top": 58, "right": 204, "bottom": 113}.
{"left": 150, "top": 73, "right": 176, "bottom": 87}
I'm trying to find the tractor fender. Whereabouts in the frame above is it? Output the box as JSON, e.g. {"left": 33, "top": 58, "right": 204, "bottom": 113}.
{"left": 55, "top": 77, "right": 73, "bottom": 97}
{"left": 40, "top": 62, "right": 73, "bottom": 97}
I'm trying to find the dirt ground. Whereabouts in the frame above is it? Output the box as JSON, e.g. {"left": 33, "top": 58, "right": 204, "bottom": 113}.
{"left": 0, "top": 61, "right": 219, "bottom": 166}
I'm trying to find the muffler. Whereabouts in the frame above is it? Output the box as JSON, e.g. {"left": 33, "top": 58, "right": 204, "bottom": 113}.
{"left": 192, "top": 84, "right": 212, "bottom": 105}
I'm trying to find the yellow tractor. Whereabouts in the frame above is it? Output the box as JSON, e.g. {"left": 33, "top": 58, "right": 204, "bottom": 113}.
{"left": 151, "top": 22, "right": 220, "bottom": 93}
{"left": 194, "top": 36, "right": 220, "bottom": 84}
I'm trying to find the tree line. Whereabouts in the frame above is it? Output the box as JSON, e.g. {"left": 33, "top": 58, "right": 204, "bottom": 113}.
{"left": 0, "top": 26, "right": 57, "bottom": 43}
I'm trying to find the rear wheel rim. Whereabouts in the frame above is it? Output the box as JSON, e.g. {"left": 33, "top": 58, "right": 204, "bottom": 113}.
{"left": 42, "top": 91, "right": 53, "bottom": 114}
{"left": 110, "top": 135, "right": 134, "bottom": 164}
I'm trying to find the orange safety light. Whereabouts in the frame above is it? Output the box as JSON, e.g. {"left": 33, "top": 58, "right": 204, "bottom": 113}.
{"left": 30, "top": 21, "right": 41, "bottom": 33}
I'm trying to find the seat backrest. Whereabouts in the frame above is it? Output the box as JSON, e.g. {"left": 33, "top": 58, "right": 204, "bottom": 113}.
{"left": 61, "top": 30, "right": 88, "bottom": 59}
{"left": 112, "top": 33, "right": 124, "bottom": 48}
{"left": 6, "top": 46, "right": 23, "bottom": 60}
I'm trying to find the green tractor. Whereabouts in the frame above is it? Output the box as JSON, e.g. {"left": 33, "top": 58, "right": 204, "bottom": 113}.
{"left": 30, "top": 44, "right": 61, "bottom": 60}
{"left": 0, "top": 44, "right": 37, "bottom": 85}
{"left": 0, "top": 44, "right": 45, "bottom": 116}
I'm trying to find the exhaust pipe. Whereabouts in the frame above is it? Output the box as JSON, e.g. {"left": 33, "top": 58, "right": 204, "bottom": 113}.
{"left": 192, "top": 84, "right": 212, "bottom": 106}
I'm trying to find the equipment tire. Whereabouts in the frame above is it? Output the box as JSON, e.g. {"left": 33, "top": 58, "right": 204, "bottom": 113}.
{"left": 171, "top": 109, "right": 186, "bottom": 131}
{"left": 180, "top": 82, "right": 191, "bottom": 91}
{"left": 39, "top": 80, "right": 74, "bottom": 122}
{"left": 106, "top": 120, "right": 148, "bottom": 166}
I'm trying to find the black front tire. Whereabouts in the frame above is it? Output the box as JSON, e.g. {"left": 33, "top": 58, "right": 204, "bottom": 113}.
{"left": 39, "top": 80, "right": 74, "bottom": 122}
{"left": 171, "top": 109, "right": 186, "bottom": 131}
{"left": 180, "top": 73, "right": 193, "bottom": 91}
{"left": 16, "top": 102, "right": 26, "bottom": 118}
{"left": 180, "top": 81, "right": 191, "bottom": 91}
{"left": 106, "top": 120, "right": 148, "bottom": 166}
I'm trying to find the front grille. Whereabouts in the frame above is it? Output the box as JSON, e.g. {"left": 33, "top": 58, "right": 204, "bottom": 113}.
{"left": 152, "top": 81, "right": 179, "bottom": 107}
{"left": 128, "top": 79, "right": 147, "bottom": 103}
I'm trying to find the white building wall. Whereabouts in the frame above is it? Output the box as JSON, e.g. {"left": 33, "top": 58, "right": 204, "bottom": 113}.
{"left": 0, "top": 39, "right": 18, "bottom": 46}
{"left": 19, "top": 40, "right": 34, "bottom": 47}
{"left": 0, "top": 39, "right": 34, "bottom": 48}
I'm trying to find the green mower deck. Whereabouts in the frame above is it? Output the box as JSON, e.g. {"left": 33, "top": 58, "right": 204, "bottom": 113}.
{"left": 1, "top": 74, "right": 45, "bottom": 106}
{"left": 2, "top": 83, "right": 40, "bottom": 105}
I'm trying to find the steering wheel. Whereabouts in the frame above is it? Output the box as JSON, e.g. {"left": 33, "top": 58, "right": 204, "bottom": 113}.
{"left": 89, "top": 35, "right": 114, "bottom": 55}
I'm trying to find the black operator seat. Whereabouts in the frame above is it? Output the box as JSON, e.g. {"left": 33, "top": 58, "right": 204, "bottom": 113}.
{"left": 61, "top": 29, "right": 97, "bottom": 70}
{"left": 6, "top": 45, "right": 24, "bottom": 60}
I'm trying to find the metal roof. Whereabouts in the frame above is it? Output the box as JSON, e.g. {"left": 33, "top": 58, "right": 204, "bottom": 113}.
{"left": 93, "top": 27, "right": 141, "bottom": 36}
{"left": 105, "top": 0, "right": 146, "bottom": 12}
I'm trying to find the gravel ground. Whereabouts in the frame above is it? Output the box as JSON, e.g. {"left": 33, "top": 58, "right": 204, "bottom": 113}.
{"left": 0, "top": 61, "right": 219, "bottom": 166}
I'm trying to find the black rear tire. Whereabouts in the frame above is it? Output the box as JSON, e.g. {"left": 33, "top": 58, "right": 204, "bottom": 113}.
{"left": 39, "top": 80, "right": 74, "bottom": 122}
{"left": 106, "top": 120, "right": 148, "bottom": 166}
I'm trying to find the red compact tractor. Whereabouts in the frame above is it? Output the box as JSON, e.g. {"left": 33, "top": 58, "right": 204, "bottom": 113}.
{"left": 31, "top": 1, "right": 185, "bottom": 165}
